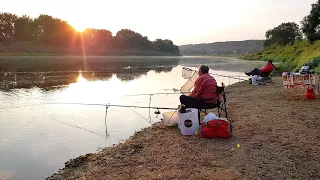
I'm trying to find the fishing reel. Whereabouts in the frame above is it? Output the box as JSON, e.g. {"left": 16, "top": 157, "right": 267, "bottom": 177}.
{"left": 154, "top": 109, "right": 161, "bottom": 118}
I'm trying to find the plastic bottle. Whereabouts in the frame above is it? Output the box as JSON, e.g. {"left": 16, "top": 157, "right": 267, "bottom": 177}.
{"left": 252, "top": 75, "right": 260, "bottom": 86}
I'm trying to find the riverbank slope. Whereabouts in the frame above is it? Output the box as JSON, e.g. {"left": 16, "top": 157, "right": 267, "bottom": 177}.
{"left": 47, "top": 77, "right": 320, "bottom": 179}
{"left": 241, "top": 40, "right": 320, "bottom": 74}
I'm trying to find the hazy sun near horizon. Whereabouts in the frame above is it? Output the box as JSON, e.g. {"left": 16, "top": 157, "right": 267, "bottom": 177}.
{"left": 72, "top": 23, "right": 87, "bottom": 32}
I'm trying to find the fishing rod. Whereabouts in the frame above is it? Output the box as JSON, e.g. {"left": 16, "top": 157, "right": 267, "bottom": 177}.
{"left": 44, "top": 102, "right": 178, "bottom": 137}
{"left": 121, "top": 91, "right": 190, "bottom": 97}
{"left": 209, "top": 73, "right": 248, "bottom": 81}
{"left": 46, "top": 102, "right": 178, "bottom": 110}
{"left": 183, "top": 66, "right": 248, "bottom": 81}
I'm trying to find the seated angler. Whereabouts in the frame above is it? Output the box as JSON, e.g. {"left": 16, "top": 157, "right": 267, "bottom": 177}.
{"left": 180, "top": 65, "right": 218, "bottom": 108}
{"left": 245, "top": 60, "right": 275, "bottom": 77}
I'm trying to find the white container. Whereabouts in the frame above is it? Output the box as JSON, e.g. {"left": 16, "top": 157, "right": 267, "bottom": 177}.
{"left": 178, "top": 108, "right": 199, "bottom": 136}
{"left": 162, "top": 111, "right": 179, "bottom": 126}
{"left": 252, "top": 75, "right": 261, "bottom": 86}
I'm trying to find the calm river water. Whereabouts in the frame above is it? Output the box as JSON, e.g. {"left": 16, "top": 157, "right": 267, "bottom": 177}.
{"left": 0, "top": 56, "right": 264, "bottom": 179}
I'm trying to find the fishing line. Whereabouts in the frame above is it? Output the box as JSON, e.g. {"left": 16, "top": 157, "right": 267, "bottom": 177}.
{"left": 44, "top": 102, "right": 177, "bottom": 135}
{"left": 0, "top": 102, "right": 119, "bottom": 141}
{"left": 48, "top": 105, "right": 121, "bottom": 141}
{"left": 0, "top": 96, "right": 65, "bottom": 110}
{"left": 0, "top": 103, "right": 47, "bottom": 110}
{"left": 129, "top": 107, "right": 150, "bottom": 124}
{"left": 52, "top": 118, "right": 106, "bottom": 138}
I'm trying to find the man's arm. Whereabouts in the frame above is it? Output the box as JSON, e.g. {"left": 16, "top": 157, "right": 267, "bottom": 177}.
{"left": 189, "top": 77, "right": 202, "bottom": 98}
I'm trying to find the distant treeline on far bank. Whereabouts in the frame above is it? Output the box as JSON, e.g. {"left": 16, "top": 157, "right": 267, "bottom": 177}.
{"left": 0, "top": 12, "right": 180, "bottom": 56}
{"left": 179, "top": 40, "right": 265, "bottom": 55}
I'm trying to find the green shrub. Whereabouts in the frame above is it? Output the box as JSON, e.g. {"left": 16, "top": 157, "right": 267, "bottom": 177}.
{"left": 314, "top": 66, "right": 320, "bottom": 73}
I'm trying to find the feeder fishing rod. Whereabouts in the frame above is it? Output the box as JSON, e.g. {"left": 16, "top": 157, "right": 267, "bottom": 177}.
{"left": 184, "top": 66, "right": 248, "bottom": 81}
{"left": 46, "top": 102, "right": 178, "bottom": 110}
{"left": 121, "top": 91, "right": 190, "bottom": 97}
{"left": 209, "top": 73, "right": 248, "bottom": 81}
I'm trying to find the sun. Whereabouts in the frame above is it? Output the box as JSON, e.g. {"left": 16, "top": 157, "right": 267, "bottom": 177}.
{"left": 72, "top": 23, "right": 87, "bottom": 32}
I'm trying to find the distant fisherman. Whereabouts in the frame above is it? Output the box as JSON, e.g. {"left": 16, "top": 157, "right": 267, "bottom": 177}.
{"left": 245, "top": 60, "right": 275, "bottom": 77}
{"left": 180, "top": 65, "right": 218, "bottom": 108}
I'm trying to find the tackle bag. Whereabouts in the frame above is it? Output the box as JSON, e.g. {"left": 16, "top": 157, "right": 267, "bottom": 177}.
{"left": 199, "top": 119, "right": 232, "bottom": 139}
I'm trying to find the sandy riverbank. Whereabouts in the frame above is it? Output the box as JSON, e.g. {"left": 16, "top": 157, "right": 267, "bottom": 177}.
{"left": 47, "top": 77, "right": 320, "bottom": 180}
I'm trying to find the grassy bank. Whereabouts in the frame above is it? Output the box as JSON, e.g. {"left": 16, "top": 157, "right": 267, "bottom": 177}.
{"left": 241, "top": 40, "right": 320, "bottom": 74}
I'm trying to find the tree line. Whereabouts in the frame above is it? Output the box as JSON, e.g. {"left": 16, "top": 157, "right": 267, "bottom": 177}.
{"left": 179, "top": 40, "right": 264, "bottom": 55}
{"left": 264, "top": 0, "right": 320, "bottom": 47}
{"left": 0, "top": 13, "right": 179, "bottom": 55}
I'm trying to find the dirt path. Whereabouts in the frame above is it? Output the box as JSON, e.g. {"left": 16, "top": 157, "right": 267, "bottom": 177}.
{"left": 47, "top": 77, "right": 320, "bottom": 180}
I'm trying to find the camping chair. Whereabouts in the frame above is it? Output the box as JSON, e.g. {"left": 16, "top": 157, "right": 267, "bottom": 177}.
{"left": 261, "top": 70, "right": 274, "bottom": 83}
{"left": 197, "top": 86, "right": 228, "bottom": 124}
{"left": 249, "top": 70, "right": 274, "bottom": 84}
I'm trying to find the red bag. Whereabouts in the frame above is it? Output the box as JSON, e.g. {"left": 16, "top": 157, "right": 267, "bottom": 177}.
{"left": 200, "top": 119, "right": 232, "bottom": 139}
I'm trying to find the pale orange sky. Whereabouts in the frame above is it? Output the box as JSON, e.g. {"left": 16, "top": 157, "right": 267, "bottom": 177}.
{"left": 1, "top": 0, "right": 316, "bottom": 45}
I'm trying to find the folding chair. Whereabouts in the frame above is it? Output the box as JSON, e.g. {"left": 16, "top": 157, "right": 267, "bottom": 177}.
{"left": 249, "top": 71, "right": 274, "bottom": 84}
{"left": 197, "top": 86, "right": 228, "bottom": 124}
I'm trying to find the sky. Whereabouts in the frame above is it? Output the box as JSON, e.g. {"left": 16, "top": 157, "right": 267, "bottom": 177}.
{"left": 1, "top": 0, "right": 317, "bottom": 45}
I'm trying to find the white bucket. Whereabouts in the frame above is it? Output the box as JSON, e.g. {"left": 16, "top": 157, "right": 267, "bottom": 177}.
{"left": 252, "top": 75, "right": 261, "bottom": 86}
{"left": 178, "top": 108, "right": 199, "bottom": 135}
{"left": 162, "top": 111, "right": 179, "bottom": 126}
